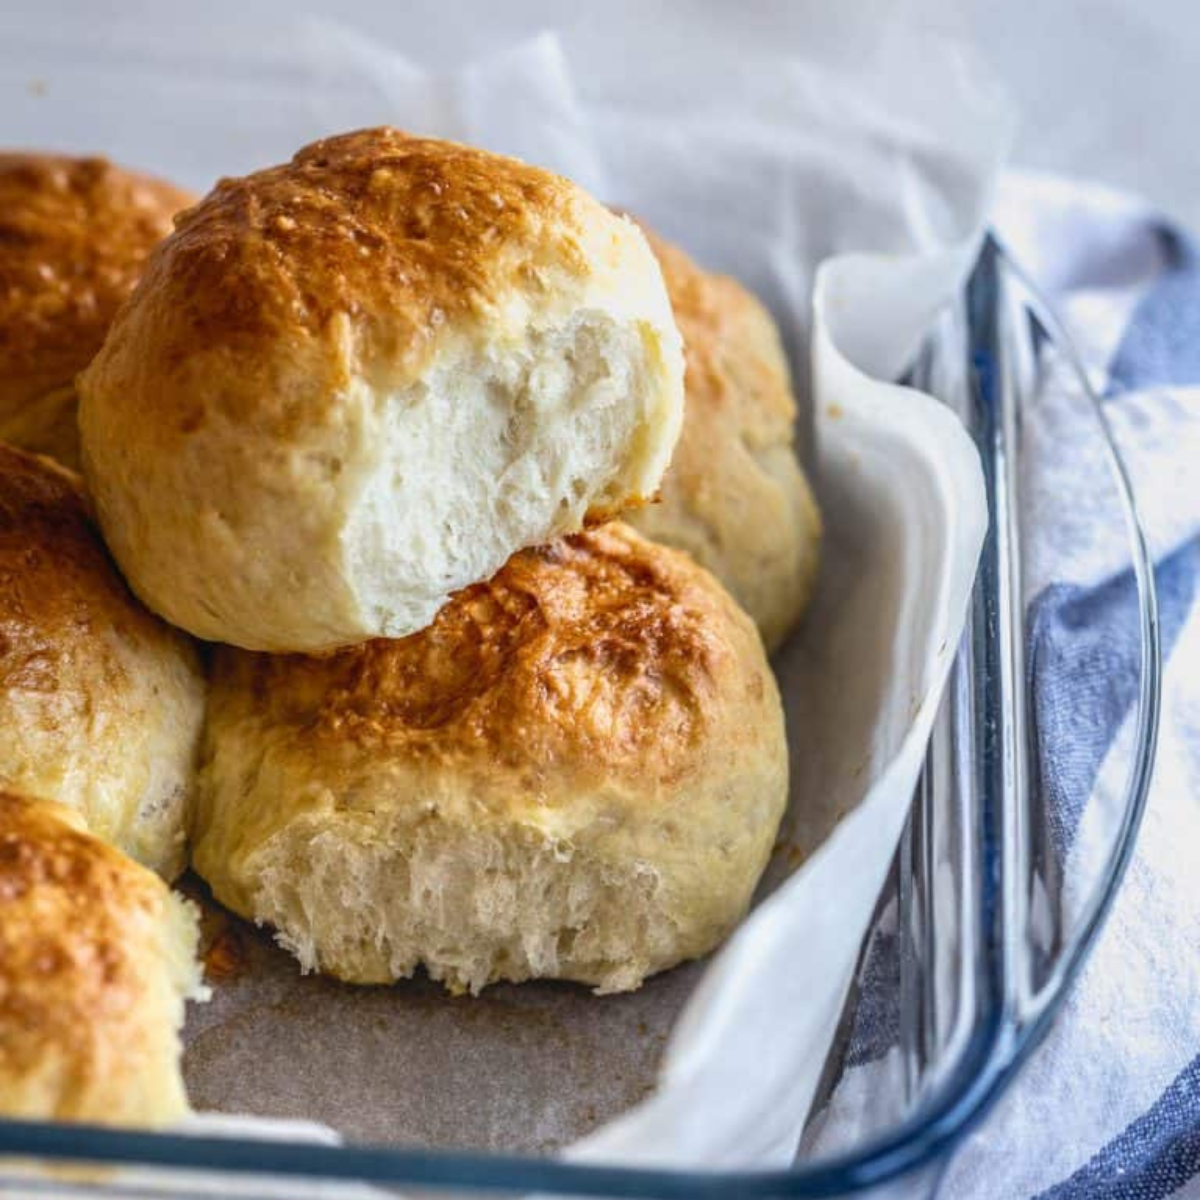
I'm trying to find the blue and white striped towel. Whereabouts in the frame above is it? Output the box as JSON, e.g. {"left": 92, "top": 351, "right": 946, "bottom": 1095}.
{"left": 813, "top": 170, "right": 1200, "bottom": 1198}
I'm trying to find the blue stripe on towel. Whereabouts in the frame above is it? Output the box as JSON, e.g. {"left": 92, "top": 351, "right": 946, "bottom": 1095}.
{"left": 843, "top": 929, "right": 901, "bottom": 1068}
{"left": 841, "top": 541, "right": 1197, "bottom": 1072}
{"left": 1027, "top": 536, "right": 1198, "bottom": 861}
{"left": 1034, "top": 1054, "right": 1200, "bottom": 1200}
{"left": 1108, "top": 229, "right": 1200, "bottom": 392}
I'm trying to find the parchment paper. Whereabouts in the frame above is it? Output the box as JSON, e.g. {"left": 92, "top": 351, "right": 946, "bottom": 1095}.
{"left": 0, "top": 0, "right": 1012, "bottom": 1173}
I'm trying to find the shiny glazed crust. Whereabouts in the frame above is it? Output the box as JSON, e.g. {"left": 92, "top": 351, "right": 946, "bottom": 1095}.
{"left": 629, "top": 228, "right": 822, "bottom": 651}
{"left": 0, "top": 445, "right": 205, "bottom": 878}
{"left": 0, "top": 792, "right": 200, "bottom": 1123}
{"left": 194, "top": 523, "right": 788, "bottom": 994}
{"left": 0, "top": 153, "right": 193, "bottom": 466}
{"left": 78, "top": 128, "right": 685, "bottom": 652}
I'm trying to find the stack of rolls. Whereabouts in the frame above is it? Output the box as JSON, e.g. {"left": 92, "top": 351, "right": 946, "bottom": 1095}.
{"left": 1, "top": 127, "right": 819, "bottom": 1124}
{"left": 0, "top": 444, "right": 205, "bottom": 1123}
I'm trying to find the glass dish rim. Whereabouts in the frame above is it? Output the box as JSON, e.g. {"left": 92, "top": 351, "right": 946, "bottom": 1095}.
{"left": 0, "top": 235, "right": 1162, "bottom": 1199}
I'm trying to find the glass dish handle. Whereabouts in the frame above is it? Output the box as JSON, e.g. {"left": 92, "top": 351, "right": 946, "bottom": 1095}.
{"left": 973, "top": 236, "right": 1161, "bottom": 1040}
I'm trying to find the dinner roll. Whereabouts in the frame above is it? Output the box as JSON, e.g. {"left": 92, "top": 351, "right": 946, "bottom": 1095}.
{"left": 78, "top": 128, "right": 685, "bottom": 653}
{"left": 194, "top": 523, "right": 787, "bottom": 995}
{"left": 628, "top": 229, "right": 821, "bottom": 652}
{"left": 0, "top": 153, "right": 193, "bottom": 468}
{"left": 0, "top": 445, "right": 205, "bottom": 879}
{"left": 0, "top": 792, "right": 202, "bottom": 1124}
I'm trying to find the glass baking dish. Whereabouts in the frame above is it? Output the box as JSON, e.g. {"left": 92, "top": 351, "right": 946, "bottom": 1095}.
{"left": 0, "top": 237, "right": 1160, "bottom": 1199}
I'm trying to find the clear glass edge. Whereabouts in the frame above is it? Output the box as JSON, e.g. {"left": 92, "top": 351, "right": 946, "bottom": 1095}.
{"left": 0, "top": 235, "right": 1162, "bottom": 1199}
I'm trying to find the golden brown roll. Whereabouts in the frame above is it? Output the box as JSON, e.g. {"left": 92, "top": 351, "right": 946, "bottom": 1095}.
{"left": 79, "top": 128, "right": 685, "bottom": 653}
{"left": 0, "top": 792, "right": 202, "bottom": 1124}
{"left": 0, "top": 445, "right": 206, "bottom": 879}
{"left": 0, "top": 153, "right": 193, "bottom": 468}
{"left": 193, "top": 522, "right": 787, "bottom": 995}
{"left": 628, "top": 229, "right": 822, "bottom": 652}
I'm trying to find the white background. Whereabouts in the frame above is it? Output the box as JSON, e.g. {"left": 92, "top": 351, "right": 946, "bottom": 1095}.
{"left": 926, "top": 0, "right": 1200, "bottom": 228}
{"left": 0, "top": 0, "right": 1197, "bottom": 229}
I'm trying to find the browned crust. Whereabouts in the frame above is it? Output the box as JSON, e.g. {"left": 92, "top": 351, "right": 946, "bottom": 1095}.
{"left": 640, "top": 226, "right": 797, "bottom": 457}
{"left": 0, "top": 444, "right": 191, "bottom": 702}
{"left": 626, "top": 225, "right": 821, "bottom": 650}
{"left": 0, "top": 153, "right": 193, "bottom": 420}
{"left": 210, "top": 522, "right": 768, "bottom": 793}
{"left": 0, "top": 792, "right": 177, "bottom": 1119}
{"left": 85, "top": 128, "right": 606, "bottom": 441}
